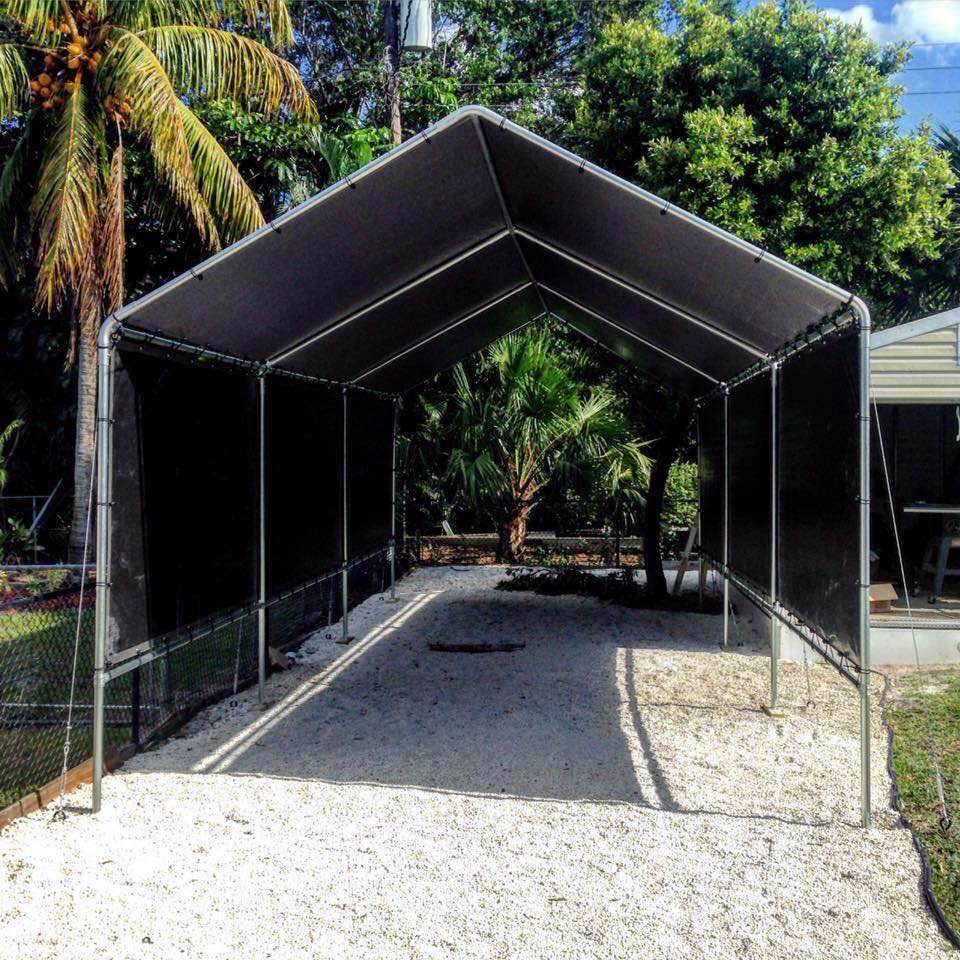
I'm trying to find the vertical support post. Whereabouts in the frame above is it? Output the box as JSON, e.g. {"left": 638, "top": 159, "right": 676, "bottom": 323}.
{"left": 769, "top": 363, "right": 780, "bottom": 712}
{"left": 854, "top": 298, "right": 873, "bottom": 829}
{"left": 389, "top": 399, "right": 399, "bottom": 601}
{"left": 696, "top": 408, "right": 705, "bottom": 608}
{"left": 722, "top": 389, "right": 730, "bottom": 648}
{"left": 257, "top": 375, "right": 267, "bottom": 705}
{"left": 339, "top": 387, "right": 353, "bottom": 643}
{"left": 92, "top": 322, "right": 116, "bottom": 814}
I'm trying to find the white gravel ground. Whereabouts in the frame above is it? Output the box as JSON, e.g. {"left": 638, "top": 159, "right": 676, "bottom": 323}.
{"left": 0, "top": 566, "right": 952, "bottom": 959}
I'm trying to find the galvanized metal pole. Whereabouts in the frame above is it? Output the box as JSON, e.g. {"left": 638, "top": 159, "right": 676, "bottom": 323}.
{"left": 722, "top": 389, "right": 730, "bottom": 649}
{"left": 92, "top": 323, "right": 117, "bottom": 813}
{"left": 696, "top": 410, "right": 705, "bottom": 608}
{"left": 339, "top": 387, "right": 352, "bottom": 643}
{"left": 389, "top": 400, "right": 399, "bottom": 601}
{"left": 769, "top": 363, "right": 781, "bottom": 714}
{"left": 854, "top": 298, "right": 873, "bottom": 829}
{"left": 257, "top": 375, "right": 267, "bottom": 704}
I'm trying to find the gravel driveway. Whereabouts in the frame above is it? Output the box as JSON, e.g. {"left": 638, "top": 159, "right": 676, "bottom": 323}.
{"left": 0, "top": 566, "right": 951, "bottom": 959}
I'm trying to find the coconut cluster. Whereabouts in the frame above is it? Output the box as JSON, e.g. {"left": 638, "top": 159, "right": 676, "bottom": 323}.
{"left": 29, "top": 14, "right": 103, "bottom": 111}
{"left": 104, "top": 93, "right": 133, "bottom": 127}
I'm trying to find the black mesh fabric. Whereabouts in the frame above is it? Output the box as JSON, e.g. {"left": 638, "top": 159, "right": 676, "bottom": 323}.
{"left": 728, "top": 371, "right": 773, "bottom": 591}
{"left": 778, "top": 334, "right": 861, "bottom": 663}
{"left": 346, "top": 392, "right": 395, "bottom": 558}
{"left": 265, "top": 377, "right": 342, "bottom": 595}
{"left": 699, "top": 397, "right": 725, "bottom": 561}
{"left": 109, "top": 350, "right": 258, "bottom": 657}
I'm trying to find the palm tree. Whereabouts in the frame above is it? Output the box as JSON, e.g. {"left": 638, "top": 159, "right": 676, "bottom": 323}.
{"left": 0, "top": 0, "right": 315, "bottom": 561}
{"left": 446, "top": 328, "right": 650, "bottom": 563}
{"left": 0, "top": 418, "right": 23, "bottom": 493}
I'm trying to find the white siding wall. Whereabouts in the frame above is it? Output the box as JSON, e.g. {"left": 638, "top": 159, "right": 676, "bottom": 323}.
{"left": 871, "top": 326, "right": 960, "bottom": 403}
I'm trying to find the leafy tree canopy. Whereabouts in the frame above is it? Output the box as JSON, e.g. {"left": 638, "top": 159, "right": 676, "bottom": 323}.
{"left": 564, "top": 0, "right": 955, "bottom": 317}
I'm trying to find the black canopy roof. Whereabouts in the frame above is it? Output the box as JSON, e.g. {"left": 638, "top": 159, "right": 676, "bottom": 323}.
{"left": 112, "top": 106, "right": 853, "bottom": 394}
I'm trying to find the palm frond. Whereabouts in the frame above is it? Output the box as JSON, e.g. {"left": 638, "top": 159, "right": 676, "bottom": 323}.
{"left": 100, "top": 140, "right": 124, "bottom": 312}
{"left": 0, "top": 0, "right": 61, "bottom": 44}
{"left": 107, "top": 0, "right": 293, "bottom": 49}
{"left": 177, "top": 100, "right": 264, "bottom": 243}
{"left": 221, "top": 0, "right": 293, "bottom": 49}
{"left": 31, "top": 81, "right": 102, "bottom": 313}
{"left": 98, "top": 25, "right": 218, "bottom": 246}
{"left": 0, "top": 113, "right": 37, "bottom": 285}
{"left": 141, "top": 25, "right": 314, "bottom": 118}
{"left": 0, "top": 43, "right": 30, "bottom": 119}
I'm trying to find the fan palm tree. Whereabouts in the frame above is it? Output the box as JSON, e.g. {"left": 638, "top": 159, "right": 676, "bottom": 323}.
{"left": 0, "top": 0, "right": 315, "bottom": 561}
{"left": 447, "top": 328, "right": 650, "bottom": 563}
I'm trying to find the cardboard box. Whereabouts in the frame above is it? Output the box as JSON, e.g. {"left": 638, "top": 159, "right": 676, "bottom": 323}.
{"left": 869, "top": 582, "right": 898, "bottom": 613}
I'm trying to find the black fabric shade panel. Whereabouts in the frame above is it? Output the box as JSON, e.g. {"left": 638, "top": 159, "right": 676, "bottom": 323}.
{"left": 111, "top": 107, "right": 852, "bottom": 396}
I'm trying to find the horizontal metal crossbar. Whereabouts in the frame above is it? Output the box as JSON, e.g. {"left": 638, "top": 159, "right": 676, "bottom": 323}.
{"left": 539, "top": 285, "right": 717, "bottom": 383}
{"left": 113, "top": 325, "right": 398, "bottom": 399}
{"left": 354, "top": 283, "right": 534, "bottom": 384}
{"left": 697, "top": 309, "right": 857, "bottom": 405}
{"left": 516, "top": 229, "right": 767, "bottom": 361}
{"left": 268, "top": 228, "right": 513, "bottom": 366}
{"left": 705, "top": 553, "right": 862, "bottom": 687}
{"left": 104, "top": 544, "right": 392, "bottom": 680}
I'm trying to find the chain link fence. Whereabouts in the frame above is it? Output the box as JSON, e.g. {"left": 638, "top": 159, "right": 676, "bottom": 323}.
{"left": 0, "top": 549, "right": 393, "bottom": 816}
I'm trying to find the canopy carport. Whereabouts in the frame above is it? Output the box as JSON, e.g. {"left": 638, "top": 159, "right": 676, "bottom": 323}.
{"left": 91, "top": 106, "right": 873, "bottom": 825}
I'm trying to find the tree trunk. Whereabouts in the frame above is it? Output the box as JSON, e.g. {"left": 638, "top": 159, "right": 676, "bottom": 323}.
{"left": 383, "top": 0, "right": 402, "bottom": 145}
{"left": 497, "top": 507, "right": 529, "bottom": 564}
{"left": 67, "top": 322, "right": 98, "bottom": 564}
{"left": 643, "top": 417, "right": 690, "bottom": 602}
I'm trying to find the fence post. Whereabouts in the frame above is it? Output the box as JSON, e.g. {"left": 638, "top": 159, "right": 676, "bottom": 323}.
{"left": 131, "top": 666, "right": 141, "bottom": 748}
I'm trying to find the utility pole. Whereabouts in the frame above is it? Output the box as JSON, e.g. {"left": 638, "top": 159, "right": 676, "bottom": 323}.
{"left": 383, "top": 0, "right": 402, "bottom": 145}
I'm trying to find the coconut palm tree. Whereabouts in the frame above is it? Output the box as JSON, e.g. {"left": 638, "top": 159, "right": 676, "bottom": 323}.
{"left": 446, "top": 328, "right": 650, "bottom": 563}
{"left": 0, "top": 0, "right": 315, "bottom": 561}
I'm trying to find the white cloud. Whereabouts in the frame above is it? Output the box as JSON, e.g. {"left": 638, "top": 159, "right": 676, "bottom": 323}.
{"left": 825, "top": 0, "right": 960, "bottom": 44}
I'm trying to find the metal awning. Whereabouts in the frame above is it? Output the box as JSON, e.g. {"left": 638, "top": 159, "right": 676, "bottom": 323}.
{"left": 110, "top": 106, "right": 853, "bottom": 394}
{"left": 871, "top": 306, "right": 960, "bottom": 404}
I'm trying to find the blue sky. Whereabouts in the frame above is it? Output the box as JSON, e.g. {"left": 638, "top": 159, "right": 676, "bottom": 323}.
{"left": 811, "top": 0, "right": 960, "bottom": 133}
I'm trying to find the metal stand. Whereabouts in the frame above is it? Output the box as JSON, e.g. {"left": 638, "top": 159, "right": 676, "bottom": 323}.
{"left": 257, "top": 376, "right": 267, "bottom": 702}
{"left": 92, "top": 322, "right": 117, "bottom": 814}
{"left": 387, "top": 400, "right": 399, "bottom": 602}
{"left": 722, "top": 389, "right": 730, "bottom": 648}
{"left": 765, "top": 363, "right": 785, "bottom": 718}
{"left": 854, "top": 298, "right": 873, "bottom": 830}
{"left": 338, "top": 387, "right": 354, "bottom": 643}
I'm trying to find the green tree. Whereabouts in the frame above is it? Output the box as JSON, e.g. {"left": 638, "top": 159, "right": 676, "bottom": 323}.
{"left": 566, "top": 0, "right": 954, "bottom": 303}
{"left": 884, "top": 126, "right": 960, "bottom": 324}
{"left": 562, "top": 0, "right": 955, "bottom": 592}
{"left": 287, "top": 0, "right": 655, "bottom": 138}
{"left": 445, "top": 327, "right": 649, "bottom": 562}
{"left": 0, "top": 0, "right": 314, "bottom": 561}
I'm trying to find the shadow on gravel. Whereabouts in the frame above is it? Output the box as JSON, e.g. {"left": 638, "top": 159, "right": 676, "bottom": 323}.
{"left": 138, "top": 583, "right": 833, "bottom": 828}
